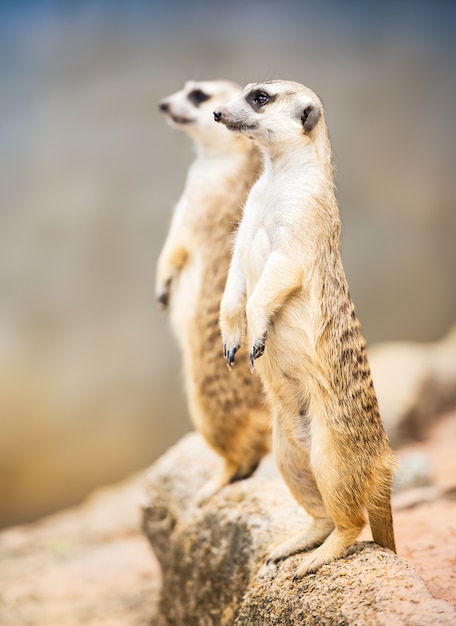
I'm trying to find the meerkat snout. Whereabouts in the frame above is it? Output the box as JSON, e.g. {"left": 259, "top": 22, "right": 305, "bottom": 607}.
{"left": 213, "top": 108, "right": 238, "bottom": 128}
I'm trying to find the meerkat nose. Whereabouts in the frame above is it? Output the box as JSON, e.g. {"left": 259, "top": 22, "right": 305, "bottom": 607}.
{"left": 159, "top": 101, "right": 169, "bottom": 113}
{"left": 213, "top": 110, "right": 222, "bottom": 122}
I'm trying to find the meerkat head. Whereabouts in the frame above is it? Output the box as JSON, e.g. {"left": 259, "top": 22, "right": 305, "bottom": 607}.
{"left": 159, "top": 80, "right": 248, "bottom": 152}
{"left": 213, "top": 80, "right": 324, "bottom": 150}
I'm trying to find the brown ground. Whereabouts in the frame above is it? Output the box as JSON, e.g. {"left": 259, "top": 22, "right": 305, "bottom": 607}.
{"left": 0, "top": 475, "right": 162, "bottom": 625}
{"left": 1, "top": 410, "right": 455, "bottom": 626}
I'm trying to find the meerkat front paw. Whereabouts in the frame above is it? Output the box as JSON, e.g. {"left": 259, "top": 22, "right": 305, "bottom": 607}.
{"left": 155, "top": 279, "right": 172, "bottom": 311}
{"left": 267, "top": 519, "right": 334, "bottom": 565}
{"left": 223, "top": 342, "right": 240, "bottom": 368}
{"left": 245, "top": 299, "right": 269, "bottom": 371}
{"left": 249, "top": 333, "right": 267, "bottom": 372}
{"left": 220, "top": 308, "right": 246, "bottom": 368}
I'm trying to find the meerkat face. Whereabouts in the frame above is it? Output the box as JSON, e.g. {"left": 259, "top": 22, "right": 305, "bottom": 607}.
{"left": 159, "top": 80, "right": 243, "bottom": 147}
{"left": 213, "top": 80, "right": 323, "bottom": 148}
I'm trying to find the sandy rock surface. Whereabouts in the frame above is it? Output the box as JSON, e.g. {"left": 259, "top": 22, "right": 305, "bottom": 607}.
{"left": 143, "top": 413, "right": 456, "bottom": 626}
{"left": 1, "top": 411, "right": 455, "bottom": 625}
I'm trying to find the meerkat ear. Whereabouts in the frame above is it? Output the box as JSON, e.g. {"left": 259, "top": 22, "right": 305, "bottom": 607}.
{"left": 301, "top": 104, "right": 321, "bottom": 133}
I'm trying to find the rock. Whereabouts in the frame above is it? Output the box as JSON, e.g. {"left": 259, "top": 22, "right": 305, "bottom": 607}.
{"left": 369, "top": 324, "right": 456, "bottom": 447}
{"left": 142, "top": 433, "right": 456, "bottom": 626}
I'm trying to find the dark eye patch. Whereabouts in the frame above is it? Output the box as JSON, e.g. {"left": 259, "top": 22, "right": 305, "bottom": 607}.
{"left": 247, "top": 89, "right": 276, "bottom": 110}
{"left": 188, "top": 89, "right": 211, "bottom": 106}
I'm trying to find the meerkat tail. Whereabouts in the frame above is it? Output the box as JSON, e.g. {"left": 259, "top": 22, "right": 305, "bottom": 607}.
{"left": 367, "top": 495, "right": 396, "bottom": 553}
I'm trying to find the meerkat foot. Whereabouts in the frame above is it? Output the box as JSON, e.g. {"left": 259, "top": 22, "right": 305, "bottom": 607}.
{"left": 195, "top": 478, "right": 225, "bottom": 505}
{"left": 249, "top": 333, "right": 267, "bottom": 372}
{"left": 195, "top": 458, "right": 260, "bottom": 505}
{"left": 267, "top": 517, "right": 334, "bottom": 564}
{"left": 228, "top": 460, "right": 260, "bottom": 483}
{"left": 293, "top": 526, "right": 359, "bottom": 578}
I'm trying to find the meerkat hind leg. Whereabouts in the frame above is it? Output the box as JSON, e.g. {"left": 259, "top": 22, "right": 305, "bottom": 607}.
{"left": 267, "top": 517, "right": 335, "bottom": 564}
{"left": 195, "top": 457, "right": 259, "bottom": 505}
{"left": 291, "top": 451, "right": 367, "bottom": 575}
{"left": 294, "top": 522, "right": 363, "bottom": 577}
{"left": 228, "top": 460, "right": 260, "bottom": 483}
{"left": 195, "top": 477, "right": 225, "bottom": 506}
{"left": 195, "top": 461, "right": 236, "bottom": 505}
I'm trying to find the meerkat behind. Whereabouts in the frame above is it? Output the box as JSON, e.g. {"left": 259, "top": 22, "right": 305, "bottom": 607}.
{"left": 156, "top": 80, "right": 270, "bottom": 501}
{"left": 215, "top": 80, "right": 396, "bottom": 575}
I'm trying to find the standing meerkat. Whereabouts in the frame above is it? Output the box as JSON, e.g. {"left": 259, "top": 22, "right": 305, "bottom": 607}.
{"left": 214, "top": 80, "right": 396, "bottom": 575}
{"left": 156, "top": 80, "right": 270, "bottom": 500}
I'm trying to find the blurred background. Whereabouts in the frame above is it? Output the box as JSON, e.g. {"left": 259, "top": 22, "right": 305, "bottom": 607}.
{"left": 1, "top": 0, "right": 455, "bottom": 528}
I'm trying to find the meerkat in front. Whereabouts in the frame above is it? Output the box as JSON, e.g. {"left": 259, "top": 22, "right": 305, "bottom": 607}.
{"left": 156, "top": 80, "right": 270, "bottom": 502}
{"left": 215, "top": 80, "right": 396, "bottom": 576}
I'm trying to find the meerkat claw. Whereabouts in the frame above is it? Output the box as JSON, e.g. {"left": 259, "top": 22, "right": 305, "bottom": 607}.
{"left": 249, "top": 335, "right": 266, "bottom": 372}
{"left": 156, "top": 279, "right": 172, "bottom": 311}
{"left": 157, "top": 289, "right": 170, "bottom": 311}
{"left": 157, "top": 294, "right": 168, "bottom": 310}
{"left": 225, "top": 345, "right": 239, "bottom": 368}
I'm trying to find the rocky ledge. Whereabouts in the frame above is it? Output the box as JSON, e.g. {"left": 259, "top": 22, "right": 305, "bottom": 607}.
{"left": 142, "top": 432, "right": 456, "bottom": 626}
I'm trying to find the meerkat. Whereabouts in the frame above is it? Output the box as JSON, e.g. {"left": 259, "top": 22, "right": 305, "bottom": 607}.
{"left": 156, "top": 80, "right": 270, "bottom": 501}
{"left": 214, "top": 80, "right": 396, "bottom": 576}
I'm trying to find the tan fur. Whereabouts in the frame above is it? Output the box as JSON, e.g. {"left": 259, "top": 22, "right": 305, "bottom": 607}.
{"left": 156, "top": 80, "right": 270, "bottom": 501}
{"left": 216, "top": 80, "right": 396, "bottom": 575}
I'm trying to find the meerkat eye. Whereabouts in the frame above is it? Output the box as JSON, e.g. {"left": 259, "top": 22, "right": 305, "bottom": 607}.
{"left": 253, "top": 92, "right": 270, "bottom": 107}
{"left": 188, "top": 89, "right": 211, "bottom": 106}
